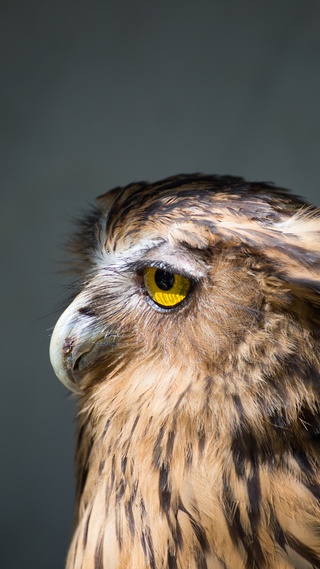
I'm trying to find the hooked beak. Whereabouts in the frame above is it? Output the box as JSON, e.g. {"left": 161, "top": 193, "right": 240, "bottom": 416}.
{"left": 49, "top": 292, "right": 116, "bottom": 393}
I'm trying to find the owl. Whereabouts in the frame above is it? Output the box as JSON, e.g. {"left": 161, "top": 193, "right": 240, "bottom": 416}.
{"left": 50, "top": 174, "right": 320, "bottom": 569}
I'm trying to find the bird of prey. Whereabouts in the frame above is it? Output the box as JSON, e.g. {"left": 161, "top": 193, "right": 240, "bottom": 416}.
{"left": 50, "top": 174, "right": 320, "bottom": 569}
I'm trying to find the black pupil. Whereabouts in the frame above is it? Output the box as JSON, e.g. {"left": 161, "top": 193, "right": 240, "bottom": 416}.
{"left": 154, "top": 269, "right": 175, "bottom": 291}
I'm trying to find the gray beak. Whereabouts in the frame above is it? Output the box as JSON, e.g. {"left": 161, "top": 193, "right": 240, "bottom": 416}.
{"left": 49, "top": 292, "right": 115, "bottom": 393}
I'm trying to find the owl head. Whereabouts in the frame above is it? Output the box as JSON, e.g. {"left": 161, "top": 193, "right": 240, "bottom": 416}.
{"left": 50, "top": 174, "right": 320, "bottom": 432}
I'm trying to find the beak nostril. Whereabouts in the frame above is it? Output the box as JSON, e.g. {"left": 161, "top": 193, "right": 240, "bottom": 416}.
{"left": 63, "top": 337, "right": 76, "bottom": 357}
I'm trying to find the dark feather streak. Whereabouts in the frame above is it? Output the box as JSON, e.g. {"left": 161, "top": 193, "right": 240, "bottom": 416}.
{"left": 286, "top": 533, "right": 320, "bottom": 568}
{"left": 159, "top": 464, "right": 171, "bottom": 513}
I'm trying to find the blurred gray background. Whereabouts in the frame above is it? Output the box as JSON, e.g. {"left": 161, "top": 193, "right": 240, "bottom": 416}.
{"left": 2, "top": 1, "right": 320, "bottom": 567}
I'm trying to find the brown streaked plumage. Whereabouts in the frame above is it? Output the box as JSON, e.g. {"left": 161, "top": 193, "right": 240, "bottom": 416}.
{"left": 50, "top": 174, "right": 320, "bottom": 569}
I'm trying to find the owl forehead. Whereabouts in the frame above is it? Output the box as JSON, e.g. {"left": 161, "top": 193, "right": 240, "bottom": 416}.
{"left": 97, "top": 177, "right": 303, "bottom": 257}
{"left": 102, "top": 198, "right": 220, "bottom": 259}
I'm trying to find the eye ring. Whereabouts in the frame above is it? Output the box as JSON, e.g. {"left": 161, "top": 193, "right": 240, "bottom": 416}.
{"left": 143, "top": 267, "right": 191, "bottom": 309}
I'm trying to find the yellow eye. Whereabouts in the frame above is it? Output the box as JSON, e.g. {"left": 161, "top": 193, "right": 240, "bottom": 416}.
{"left": 143, "top": 267, "right": 191, "bottom": 308}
